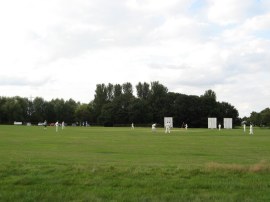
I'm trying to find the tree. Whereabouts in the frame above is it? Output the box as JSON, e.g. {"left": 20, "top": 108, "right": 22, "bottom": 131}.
{"left": 136, "top": 82, "right": 150, "bottom": 100}
{"left": 149, "top": 81, "right": 168, "bottom": 123}
{"left": 122, "top": 82, "right": 133, "bottom": 97}
{"left": 49, "top": 99, "right": 66, "bottom": 122}
{"left": 174, "top": 94, "right": 201, "bottom": 127}
{"left": 31, "top": 97, "right": 46, "bottom": 122}
{"left": 217, "top": 102, "right": 240, "bottom": 126}
{"left": 107, "top": 83, "right": 114, "bottom": 101}
{"left": 249, "top": 111, "right": 262, "bottom": 126}
{"left": 114, "top": 84, "right": 122, "bottom": 98}
{"left": 109, "top": 95, "right": 128, "bottom": 124}
{"left": 75, "top": 104, "right": 91, "bottom": 124}
{"left": 93, "top": 84, "right": 108, "bottom": 123}
{"left": 44, "top": 101, "right": 55, "bottom": 123}
{"left": 0, "top": 97, "right": 7, "bottom": 123}
{"left": 202, "top": 89, "right": 216, "bottom": 101}
{"left": 200, "top": 90, "right": 218, "bottom": 119}
{"left": 98, "top": 102, "right": 115, "bottom": 125}
{"left": 185, "top": 95, "right": 202, "bottom": 127}
{"left": 0, "top": 82, "right": 241, "bottom": 127}
{"left": 245, "top": 108, "right": 270, "bottom": 127}
{"left": 128, "top": 98, "right": 152, "bottom": 124}
{"left": 63, "top": 99, "right": 77, "bottom": 123}
{"left": 1, "top": 97, "right": 28, "bottom": 123}
{"left": 260, "top": 108, "right": 270, "bottom": 126}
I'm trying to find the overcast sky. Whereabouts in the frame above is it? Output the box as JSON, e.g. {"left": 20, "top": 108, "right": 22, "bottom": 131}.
{"left": 0, "top": 0, "right": 269, "bottom": 117}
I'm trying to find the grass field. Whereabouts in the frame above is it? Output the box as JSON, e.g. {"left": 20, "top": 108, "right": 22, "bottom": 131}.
{"left": 0, "top": 125, "right": 270, "bottom": 201}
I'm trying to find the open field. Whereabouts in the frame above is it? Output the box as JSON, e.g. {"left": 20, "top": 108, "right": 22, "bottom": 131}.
{"left": 0, "top": 125, "right": 270, "bottom": 201}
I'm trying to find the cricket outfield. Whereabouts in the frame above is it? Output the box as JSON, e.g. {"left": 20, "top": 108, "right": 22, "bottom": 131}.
{"left": 0, "top": 125, "right": 270, "bottom": 201}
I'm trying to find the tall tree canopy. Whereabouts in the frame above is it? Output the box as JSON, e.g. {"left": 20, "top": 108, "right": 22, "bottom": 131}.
{"left": 0, "top": 82, "right": 243, "bottom": 127}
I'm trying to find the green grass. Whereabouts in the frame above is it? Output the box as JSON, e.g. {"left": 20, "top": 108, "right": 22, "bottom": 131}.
{"left": 0, "top": 125, "right": 270, "bottom": 201}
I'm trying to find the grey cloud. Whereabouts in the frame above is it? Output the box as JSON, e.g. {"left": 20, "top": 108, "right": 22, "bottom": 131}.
{"left": 225, "top": 50, "right": 270, "bottom": 75}
{"left": 28, "top": 0, "right": 169, "bottom": 64}
{"left": 169, "top": 74, "right": 227, "bottom": 87}
{"left": 0, "top": 76, "right": 52, "bottom": 87}
{"left": 148, "top": 63, "right": 189, "bottom": 70}
{"left": 148, "top": 66, "right": 228, "bottom": 88}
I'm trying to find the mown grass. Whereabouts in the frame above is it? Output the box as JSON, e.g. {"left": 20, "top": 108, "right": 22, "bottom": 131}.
{"left": 0, "top": 125, "right": 270, "bottom": 201}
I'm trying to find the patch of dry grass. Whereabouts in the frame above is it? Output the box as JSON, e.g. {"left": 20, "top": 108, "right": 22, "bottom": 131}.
{"left": 205, "top": 160, "right": 270, "bottom": 173}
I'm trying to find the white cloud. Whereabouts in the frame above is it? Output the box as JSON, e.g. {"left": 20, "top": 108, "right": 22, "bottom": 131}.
{"left": 126, "top": 0, "right": 189, "bottom": 13}
{"left": 206, "top": 0, "right": 258, "bottom": 25}
{"left": 0, "top": 0, "right": 269, "bottom": 117}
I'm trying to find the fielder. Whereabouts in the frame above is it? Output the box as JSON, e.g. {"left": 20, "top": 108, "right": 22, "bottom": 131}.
{"left": 165, "top": 122, "right": 170, "bottom": 134}
{"left": 249, "top": 124, "right": 253, "bottom": 135}
{"left": 152, "top": 123, "right": 156, "bottom": 132}
{"left": 55, "top": 121, "right": 59, "bottom": 132}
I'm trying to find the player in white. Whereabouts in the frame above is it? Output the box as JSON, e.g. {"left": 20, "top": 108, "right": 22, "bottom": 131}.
{"left": 185, "top": 123, "right": 188, "bottom": 130}
{"left": 152, "top": 123, "right": 156, "bottom": 132}
{"left": 218, "top": 123, "right": 221, "bottom": 131}
{"left": 165, "top": 122, "right": 170, "bottom": 134}
{"left": 62, "top": 121, "right": 65, "bottom": 130}
{"left": 131, "top": 123, "right": 134, "bottom": 129}
{"left": 55, "top": 121, "right": 59, "bottom": 132}
{"left": 243, "top": 123, "right": 246, "bottom": 133}
{"left": 249, "top": 124, "right": 253, "bottom": 135}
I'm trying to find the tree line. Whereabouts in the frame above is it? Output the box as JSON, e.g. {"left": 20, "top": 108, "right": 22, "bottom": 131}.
{"left": 0, "top": 81, "right": 241, "bottom": 127}
{"left": 90, "top": 81, "right": 240, "bottom": 127}
{"left": 242, "top": 108, "right": 270, "bottom": 127}
{"left": 0, "top": 96, "right": 80, "bottom": 125}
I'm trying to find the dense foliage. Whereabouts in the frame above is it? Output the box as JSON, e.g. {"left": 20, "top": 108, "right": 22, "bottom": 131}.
{"left": 0, "top": 96, "right": 79, "bottom": 125}
{"left": 0, "top": 81, "right": 240, "bottom": 127}
{"left": 242, "top": 108, "right": 270, "bottom": 127}
{"left": 90, "top": 82, "right": 239, "bottom": 127}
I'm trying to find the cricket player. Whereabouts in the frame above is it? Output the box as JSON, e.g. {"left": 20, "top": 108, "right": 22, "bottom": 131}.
{"left": 165, "top": 122, "right": 170, "bottom": 134}
{"left": 249, "top": 124, "right": 253, "bottom": 135}
{"left": 55, "top": 121, "right": 59, "bottom": 132}
{"left": 152, "top": 123, "right": 156, "bottom": 132}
